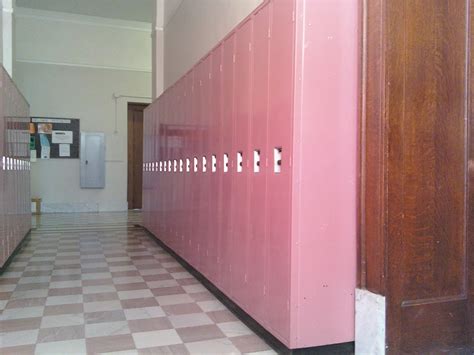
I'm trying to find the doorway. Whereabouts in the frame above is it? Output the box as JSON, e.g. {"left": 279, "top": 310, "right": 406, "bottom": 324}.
{"left": 127, "top": 103, "right": 147, "bottom": 210}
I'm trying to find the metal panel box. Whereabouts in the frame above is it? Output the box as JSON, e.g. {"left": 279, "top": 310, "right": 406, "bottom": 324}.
{"left": 80, "top": 132, "right": 105, "bottom": 189}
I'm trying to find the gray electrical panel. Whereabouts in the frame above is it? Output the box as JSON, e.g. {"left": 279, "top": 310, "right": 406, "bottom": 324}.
{"left": 80, "top": 132, "right": 105, "bottom": 189}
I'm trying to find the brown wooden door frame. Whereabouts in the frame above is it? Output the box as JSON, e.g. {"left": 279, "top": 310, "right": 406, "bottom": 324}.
{"left": 360, "top": 1, "right": 474, "bottom": 353}
{"left": 127, "top": 103, "right": 147, "bottom": 210}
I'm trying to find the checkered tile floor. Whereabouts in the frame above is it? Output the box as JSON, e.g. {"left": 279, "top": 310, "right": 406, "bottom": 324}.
{"left": 0, "top": 212, "right": 276, "bottom": 354}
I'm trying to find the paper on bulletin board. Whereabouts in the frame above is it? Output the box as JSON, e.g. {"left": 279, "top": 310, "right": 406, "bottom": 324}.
{"left": 39, "top": 134, "right": 50, "bottom": 159}
{"left": 59, "top": 144, "right": 70, "bottom": 157}
{"left": 52, "top": 131, "right": 73, "bottom": 144}
{"left": 30, "top": 150, "right": 37, "bottom": 162}
{"left": 41, "top": 146, "right": 50, "bottom": 159}
{"left": 38, "top": 124, "right": 53, "bottom": 134}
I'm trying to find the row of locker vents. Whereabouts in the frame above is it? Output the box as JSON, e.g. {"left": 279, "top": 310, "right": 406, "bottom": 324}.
{"left": 144, "top": 148, "right": 282, "bottom": 174}
{"left": 2, "top": 156, "right": 31, "bottom": 171}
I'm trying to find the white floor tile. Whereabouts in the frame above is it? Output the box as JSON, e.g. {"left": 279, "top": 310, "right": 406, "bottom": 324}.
{"left": 132, "top": 329, "right": 182, "bottom": 349}
{"left": 35, "top": 339, "right": 86, "bottom": 355}
{"left": 169, "top": 313, "right": 213, "bottom": 329}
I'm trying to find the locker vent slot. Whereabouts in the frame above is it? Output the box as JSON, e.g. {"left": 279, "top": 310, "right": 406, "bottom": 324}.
{"left": 254, "top": 150, "right": 261, "bottom": 173}
{"left": 179, "top": 159, "right": 184, "bottom": 172}
{"left": 202, "top": 156, "right": 207, "bottom": 172}
{"left": 186, "top": 158, "right": 191, "bottom": 172}
{"left": 173, "top": 159, "right": 177, "bottom": 172}
{"left": 194, "top": 157, "right": 198, "bottom": 172}
{"left": 159, "top": 161, "right": 163, "bottom": 172}
{"left": 224, "top": 154, "right": 229, "bottom": 173}
{"left": 212, "top": 155, "right": 217, "bottom": 172}
{"left": 274, "top": 147, "right": 282, "bottom": 173}
{"left": 237, "top": 152, "right": 243, "bottom": 173}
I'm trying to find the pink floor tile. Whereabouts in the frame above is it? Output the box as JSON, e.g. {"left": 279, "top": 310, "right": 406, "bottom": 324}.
{"left": 0, "top": 212, "right": 274, "bottom": 355}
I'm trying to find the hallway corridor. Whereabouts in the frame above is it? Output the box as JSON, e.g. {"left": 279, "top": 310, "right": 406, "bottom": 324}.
{"left": 0, "top": 212, "right": 275, "bottom": 354}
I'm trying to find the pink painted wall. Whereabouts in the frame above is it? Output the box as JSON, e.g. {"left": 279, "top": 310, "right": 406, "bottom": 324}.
{"left": 0, "top": 66, "right": 31, "bottom": 269}
{"left": 143, "top": 0, "right": 358, "bottom": 349}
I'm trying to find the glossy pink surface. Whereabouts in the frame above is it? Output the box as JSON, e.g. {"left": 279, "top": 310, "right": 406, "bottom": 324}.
{"left": 143, "top": 0, "right": 358, "bottom": 349}
{"left": 0, "top": 67, "right": 31, "bottom": 269}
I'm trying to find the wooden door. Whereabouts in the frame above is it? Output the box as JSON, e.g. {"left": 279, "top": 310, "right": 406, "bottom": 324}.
{"left": 128, "top": 103, "right": 147, "bottom": 210}
{"left": 361, "top": 1, "right": 474, "bottom": 353}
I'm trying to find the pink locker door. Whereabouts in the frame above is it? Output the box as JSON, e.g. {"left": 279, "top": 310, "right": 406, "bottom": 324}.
{"left": 218, "top": 34, "right": 236, "bottom": 295}
{"left": 163, "top": 92, "right": 171, "bottom": 244}
{"left": 143, "top": 106, "right": 148, "bottom": 229}
{"left": 175, "top": 79, "right": 185, "bottom": 256}
{"left": 158, "top": 95, "right": 165, "bottom": 238}
{"left": 168, "top": 92, "right": 175, "bottom": 245}
{"left": 156, "top": 97, "right": 163, "bottom": 238}
{"left": 208, "top": 45, "right": 223, "bottom": 284}
{"left": 167, "top": 91, "right": 175, "bottom": 247}
{"left": 147, "top": 105, "right": 152, "bottom": 230}
{"left": 195, "top": 59, "right": 207, "bottom": 274}
{"left": 163, "top": 93, "right": 171, "bottom": 243}
{"left": 152, "top": 102, "right": 158, "bottom": 235}
{"left": 6, "top": 117, "right": 12, "bottom": 260}
{"left": 182, "top": 72, "right": 193, "bottom": 261}
{"left": 168, "top": 87, "right": 177, "bottom": 247}
{"left": 143, "top": 107, "right": 149, "bottom": 229}
{"left": 179, "top": 77, "right": 188, "bottom": 256}
{"left": 170, "top": 89, "right": 179, "bottom": 248}
{"left": 0, "top": 91, "right": 4, "bottom": 268}
{"left": 148, "top": 105, "right": 154, "bottom": 232}
{"left": 247, "top": 2, "right": 271, "bottom": 323}
{"left": 169, "top": 86, "right": 179, "bottom": 250}
{"left": 199, "top": 55, "right": 212, "bottom": 278}
{"left": 174, "top": 85, "right": 183, "bottom": 252}
{"left": 189, "top": 66, "right": 201, "bottom": 269}
{"left": 158, "top": 98, "right": 165, "bottom": 237}
{"left": 144, "top": 104, "right": 149, "bottom": 231}
{"left": 264, "top": 0, "right": 295, "bottom": 343}
{"left": 149, "top": 101, "right": 155, "bottom": 235}
{"left": 149, "top": 105, "right": 154, "bottom": 231}
{"left": 231, "top": 18, "right": 253, "bottom": 306}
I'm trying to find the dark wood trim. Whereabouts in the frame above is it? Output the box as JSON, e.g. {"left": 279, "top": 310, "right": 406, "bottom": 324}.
{"left": 468, "top": 0, "right": 474, "bottom": 346}
{"left": 362, "top": 0, "right": 474, "bottom": 353}
{"left": 359, "top": 0, "right": 387, "bottom": 295}
{"left": 127, "top": 103, "right": 147, "bottom": 210}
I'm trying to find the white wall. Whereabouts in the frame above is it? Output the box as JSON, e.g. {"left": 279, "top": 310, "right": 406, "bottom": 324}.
{"left": 1, "top": 0, "right": 15, "bottom": 75}
{"left": 163, "top": 0, "right": 263, "bottom": 88}
{"left": 14, "top": 8, "right": 154, "bottom": 212}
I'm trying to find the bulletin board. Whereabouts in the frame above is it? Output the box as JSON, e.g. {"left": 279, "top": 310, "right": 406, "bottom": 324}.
{"left": 30, "top": 117, "right": 80, "bottom": 159}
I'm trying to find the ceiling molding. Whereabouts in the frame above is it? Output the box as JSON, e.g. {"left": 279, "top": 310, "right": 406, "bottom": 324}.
{"left": 16, "top": 58, "right": 152, "bottom": 73}
{"left": 15, "top": 7, "right": 152, "bottom": 33}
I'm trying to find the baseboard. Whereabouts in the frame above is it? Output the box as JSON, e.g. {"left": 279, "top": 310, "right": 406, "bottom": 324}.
{"left": 137, "top": 224, "right": 354, "bottom": 355}
{"left": 355, "top": 289, "right": 386, "bottom": 355}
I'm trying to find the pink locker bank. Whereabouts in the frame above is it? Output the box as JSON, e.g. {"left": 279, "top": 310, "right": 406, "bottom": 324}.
{"left": 0, "top": 66, "right": 31, "bottom": 270}
{"left": 143, "top": 0, "right": 358, "bottom": 349}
